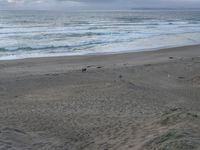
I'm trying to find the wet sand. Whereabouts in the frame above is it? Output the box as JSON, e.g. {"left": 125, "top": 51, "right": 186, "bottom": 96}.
{"left": 0, "top": 45, "right": 200, "bottom": 150}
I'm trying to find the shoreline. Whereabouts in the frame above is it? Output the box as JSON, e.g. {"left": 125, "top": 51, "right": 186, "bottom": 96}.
{"left": 1, "top": 44, "right": 200, "bottom": 79}
{"left": 0, "top": 43, "right": 200, "bottom": 62}
{"left": 0, "top": 44, "right": 199, "bottom": 62}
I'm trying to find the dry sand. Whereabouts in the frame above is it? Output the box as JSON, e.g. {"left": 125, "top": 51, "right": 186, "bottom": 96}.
{"left": 0, "top": 45, "right": 200, "bottom": 150}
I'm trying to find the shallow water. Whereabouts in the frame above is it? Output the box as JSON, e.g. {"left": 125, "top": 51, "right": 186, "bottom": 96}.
{"left": 0, "top": 10, "right": 200, "bottom": 60}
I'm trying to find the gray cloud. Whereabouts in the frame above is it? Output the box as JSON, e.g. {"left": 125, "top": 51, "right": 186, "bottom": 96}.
{"left": 0, "top": 0, "right": 200, "bottom": 10}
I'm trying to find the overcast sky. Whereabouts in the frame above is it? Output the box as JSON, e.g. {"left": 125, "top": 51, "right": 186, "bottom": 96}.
{"left": 0, "top": 0, "right": 200, "bottom": 10}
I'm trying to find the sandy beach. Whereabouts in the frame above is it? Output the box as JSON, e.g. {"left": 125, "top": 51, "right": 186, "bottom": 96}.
{"left": 0, "top": 45, "right": 200, "bottom": 150}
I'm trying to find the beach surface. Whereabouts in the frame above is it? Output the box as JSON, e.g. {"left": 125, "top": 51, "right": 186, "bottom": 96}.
{"left": 0, "top": 45, "right": 200, "bottom": 150}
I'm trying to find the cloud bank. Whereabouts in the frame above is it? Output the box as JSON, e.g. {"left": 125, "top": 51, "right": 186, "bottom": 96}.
{"left": 0, "top": 0, "right": 200, "bottom": 10}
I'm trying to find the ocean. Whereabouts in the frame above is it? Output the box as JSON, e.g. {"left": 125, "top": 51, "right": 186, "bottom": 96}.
{"left": 0, "top": 10, "right": 200, "bottom": 60}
